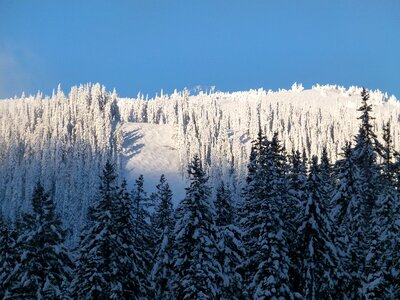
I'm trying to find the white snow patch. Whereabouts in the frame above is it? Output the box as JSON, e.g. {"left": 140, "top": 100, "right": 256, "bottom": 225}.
{"left": 120, "top": 122, "right": 187, "bottom": 204}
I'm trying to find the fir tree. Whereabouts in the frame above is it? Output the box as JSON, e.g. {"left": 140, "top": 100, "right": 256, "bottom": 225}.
{"left": 173, "top": 154, "right": 221, "bottom": 299}
{"left": 215, "top": 181, "right": 245, "bottom": 300}
{"left": 6, "top": 182, "right": 73, "bottom": 299}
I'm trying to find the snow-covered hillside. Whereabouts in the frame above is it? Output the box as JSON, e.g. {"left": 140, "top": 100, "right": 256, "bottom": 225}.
{"left": 0, "top": 83, "right": 399, "bottom": 242}
{"left": 120, "top": 122, "right": 186, "bottom": 201}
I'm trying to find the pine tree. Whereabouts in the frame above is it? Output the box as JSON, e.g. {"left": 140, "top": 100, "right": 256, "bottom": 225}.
{"left": 173, "top": 154, "right": 221, "bottom": 299}
{"left": 297, "top": 156, "right": 340, "bottom": 299}
{"left": 6, "top": 182, "right": 74, "bottom": 299}
{"left": 215, "top": 181, "right": 245, "bottom": 300}
{"left": 151, "top": 175, "right": 176, "bottom": 300}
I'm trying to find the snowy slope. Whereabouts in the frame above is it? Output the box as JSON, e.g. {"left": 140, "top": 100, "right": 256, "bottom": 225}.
{"left": 120, "top": 122, "right": 186, "bottom": 202}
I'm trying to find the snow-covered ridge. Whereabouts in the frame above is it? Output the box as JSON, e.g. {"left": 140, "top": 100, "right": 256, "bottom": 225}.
{"left": 0, "top": 83, "right": 399, "bottom": 241}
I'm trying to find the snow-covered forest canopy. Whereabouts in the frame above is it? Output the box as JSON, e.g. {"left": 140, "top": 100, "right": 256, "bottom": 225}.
{"left": 1, "top": 84, "right": 400, "bottom": 298}
{"left": 0, "top": 83, "right": 399, "bottom": 241}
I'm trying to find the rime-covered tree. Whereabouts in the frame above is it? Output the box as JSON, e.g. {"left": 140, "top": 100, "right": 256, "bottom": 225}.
{"left": 6, "top": 182, "right": 73, "bottom": 299}
{"left": 151, "top": 175, "right": 176, "bottom": 300}
{"left": 173, "top": 154, "right": 221, "bottom": 299}
{"left": 297, "top": 156, "right": 340, "bottom": 299}
{"left": 215, "top": 181, "right": 245, "bottom": 300}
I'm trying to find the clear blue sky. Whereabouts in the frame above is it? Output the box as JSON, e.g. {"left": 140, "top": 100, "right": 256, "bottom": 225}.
{"left": 0, "top": 0, "right": 399, "bottom": 98}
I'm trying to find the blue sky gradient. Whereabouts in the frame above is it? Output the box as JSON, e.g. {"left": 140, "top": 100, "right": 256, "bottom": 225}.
{"left": 0, "top": 0, "right": 399, "bottom": 98}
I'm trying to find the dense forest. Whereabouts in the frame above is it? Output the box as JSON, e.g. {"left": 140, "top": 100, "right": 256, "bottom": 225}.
{"left": 1, "top": 83, "right": 399, "bottom": 245}
{"left": 0, "top": 88, "right": 399, "bottom": 298}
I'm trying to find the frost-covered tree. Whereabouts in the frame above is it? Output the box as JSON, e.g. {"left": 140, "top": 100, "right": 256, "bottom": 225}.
{"left": 5, "top": 182, "right": 73, "bottom": 299}
{"left": 173, "top": 154, "right": 221, "bottom": 299}
{"left": 296, "top": 156, "right": 340, "bottom": 299}
{"left": 215, "top": 181, "right": 245, "bottom": 300}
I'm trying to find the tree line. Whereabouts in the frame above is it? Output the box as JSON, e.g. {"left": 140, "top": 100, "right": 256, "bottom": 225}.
{"left": 0, "top": 88, "right": 399, "bottom": 299}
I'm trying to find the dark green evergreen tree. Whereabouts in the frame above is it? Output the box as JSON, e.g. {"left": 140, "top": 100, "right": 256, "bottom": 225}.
{"left": 173, "top": 154, "right": 221, "bottom": 299}
{"left": 150, "top": 175, "right": 176, "bottom": 300}
{"left": 297, "top": 156, "right": 340, "bottom": 299}
{"left": 6, "top": 182, "right": 73, "bottom": 299}
{"left": 0, "top": 214, "right": 17, "bottom": 298}
{"left": 215, "top": 181, "right": 245, "bottom": 300}
{"left": 73, "top": 162, "right": 150, "bottom": 299}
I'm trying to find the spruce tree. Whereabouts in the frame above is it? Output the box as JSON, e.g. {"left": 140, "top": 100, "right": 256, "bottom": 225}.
{"left": 151, "top": 175, "right": 176, "bottom": 300}
{"left": 352, "top": 88, "right": 380, "bottom": 224}
{"left": 366, "top": 185, "right": 400, "bottom": 298}
{"left": 331, "top": 141, "right": 361, "bottom": 298}
{"left": 73, "top": 162, "right": 149, "bottom": 299}
{"left": 297, "top": 156, "right": 340, "bottom": 299}
{"left": 151, "top": 174, "right": 175, "bottom": 237}
{"left": 0, "top": 214, "right": 16, "bottom": 298}
{"left": 173, "top": 154, "right": 221, "bottom": 299}
{"left": 131, "top": 174, "right": 154, "bottom": 298}
{"left": 239, "top": 129, "right": 269, "bottom": 294}
{"left": 319, "top": 146, "right": 334, "bottom": 210}
{"left": 215, "top": 181, "right": 245, "bottom": 300}
{"left": 6, "top": 182, "right": 73, "bottom": 299}
{"left": 287, "top": 149, "right": 308, "bottom": 293}
{"left": 251, "top": 135, "right": 293, "bottom": 299}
